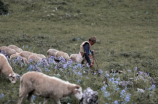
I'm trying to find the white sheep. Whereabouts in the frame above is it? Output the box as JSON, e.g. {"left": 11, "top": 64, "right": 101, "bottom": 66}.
{"left": 0, "top": 46, "right": 17, "bottom": 57}
{"left": 10, "top": 53, "right": 21, "bottom": 59}
{"left": 70, "top": 52, "right": 84, "bottom": 63}
{"left": 8, "top": 45, "right": 23, "bottom": 53}
{"left": 28, "top": 53, "right": 49, "bottom": 68}
{"left": 36, "top": 53, "right": 46, "bottom": 59}
{"left": 70, "top": 54, "right": 78, "bottom": 62}
{"left": 17, "top": 71, "right": 83, "bottom": 104}
{"left": 18, "top": 51, "right": 34, "bottom": 60}
{"left": 28, "top": 54, "right": 42, "bottom": 63}
{"left": 55, "top": 51, "right": 70, "bottom": 61}
{"left": 47, "top": 48, "right": 59, "bottom": 58}
{"left": 10, "top": 53, "right": 29, "bottom": 65}
{"left": 0, "top": 53, "right": 20, "bottom": 83}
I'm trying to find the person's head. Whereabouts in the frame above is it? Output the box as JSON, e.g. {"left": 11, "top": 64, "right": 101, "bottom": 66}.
{"left": 89, "top": 36, "right": 96, "bottom": 45}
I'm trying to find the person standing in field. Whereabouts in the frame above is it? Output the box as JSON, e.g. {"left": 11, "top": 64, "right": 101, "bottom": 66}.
{"left": 79, "top": 36, "right": 96, "bottom": 72}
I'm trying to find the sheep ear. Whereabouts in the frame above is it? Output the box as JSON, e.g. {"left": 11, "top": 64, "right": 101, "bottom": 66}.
{"left": 75, "top": 85, "right": 80, "bottom": 89}
{"left": 73, "top": 85, "right": 81, "bottom": 94}
{"left": 73, "top": 86, "right": 79, "bottom": 94}
{"left": 9, "top": 73, "right": 12, "bottom": 77}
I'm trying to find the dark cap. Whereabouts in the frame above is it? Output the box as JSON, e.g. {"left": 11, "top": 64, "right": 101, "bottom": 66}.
{"left": 89, "top": 36, "right": 96, "bottom": 43}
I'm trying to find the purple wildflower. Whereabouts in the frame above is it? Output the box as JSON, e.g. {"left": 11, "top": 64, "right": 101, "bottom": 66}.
{"left": 0, "top": 93, "right": 4, "bottom": 98}
{"left": 63, "top": 64, "right": 67, "bottom": 69}
{"left": 98, "top": 69, "right": 103, "bottom": 74}
{"left": 114, "top": 100, "right": 119, "bottom": 104}
{"left": 104, "top": 91, "right": 110, "bottom": 97}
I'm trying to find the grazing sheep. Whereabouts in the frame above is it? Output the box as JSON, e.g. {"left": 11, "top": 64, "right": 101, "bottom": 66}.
{"left": 28, "top": 54, "right": 42, "bottom": 63}
{"left": 0, "top": 53, "right": 20, "bottom": 83}
{"left": 17, "top": 71, "right": 83, "bottom": 104}
{"left": 28, "top": 54, "right": 49, "bottom": 68}
{"left": 19, "top": 51, "right": 34, "bottom": 60}
{"left": 10, "top": 53, "right": 29, "bottom": 65}
{"left": 0, "top": 46, "right": 17, "bottom": 57}
{"left": 10, "top": 53, "right": 21, "bottom": 59}
{"left": 8, "top": 45, "right": 23, "bottom": 53}
{"left": 55, "top": 51, "right": 70, "bottom": 61}
{"left": 47, "top": 49, "right": 59, "bottom": 58}
{"left": 36, "top": 53, "right": 46, "bottom": 59}
{"left": 70, "top": 54, "right": 78, "bottom": 62}
{"left": 70, "top": 52, "right": 84, "bottom": 63}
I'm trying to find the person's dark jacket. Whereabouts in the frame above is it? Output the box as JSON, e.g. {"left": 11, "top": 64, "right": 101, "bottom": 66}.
{"left": 83, "top": 43, "right": 91, "bottom": 65}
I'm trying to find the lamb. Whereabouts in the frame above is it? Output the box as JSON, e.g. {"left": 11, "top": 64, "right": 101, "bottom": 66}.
{"left": 55, "top": 51, "right": 70, "bottom": 61}
{"left": 0, "top": 53, "right": 20, "bottom": 83}
{"left": 28, "top": 53, "right": 49, "bottom": 67}
{"left": 47, "top": 49, "right": 70, "bottom": 62}
{"left": 18, "top": 51, "right": 34, "bottom": 60}
{"left": 8, "top": 45, "right": 23, "bottom": 53}
{"left": 47, "top": 49, "right": 59, "bottom": 58}
{"left": 28, "top": 54, "right": 42, "bottom": 63}
{"left": 36, "top": 53, "right": 46, "bottom": 59}
{"left": 70, "top": 54, "right": 78, "bottom": 62}
{"left": 10, "top": 53, "right": 29, "bottom": 65}
{"left": 10, "top": 53, "right": 21, "bottom": 59}
{"left": 0, "top": 46, "right": 17, "bottom": 57}
{"left": 70, "top": 52, "right": 84, "bottom": 63}
{"left": 17, "top": 71, "right": 83, "bottom": 104}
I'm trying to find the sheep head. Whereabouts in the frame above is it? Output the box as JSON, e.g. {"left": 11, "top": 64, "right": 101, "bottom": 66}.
{"left": 8, "top": 73, "right": 17, "bottom": 83}
{"left": 73, "top": 85, "right": 83, "bottom": 100}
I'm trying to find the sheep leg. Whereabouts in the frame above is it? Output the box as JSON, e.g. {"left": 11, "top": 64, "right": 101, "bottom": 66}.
{"left": 17, "top": 94, "right": 26, "bottom": 104}
{"left": 27, "top": 91, "right": 33, "bottom": 102}
{"left": 43, "top": 98, "right": 48, "bottom": 104}
{"left": 17, "top": 88, "right": 28, "bottom": 104}
{"left": 17, "top": 96, "right": 24, "bottom": 104}
{"left": 54, "top": 98, "right": 61, "bottom": 104}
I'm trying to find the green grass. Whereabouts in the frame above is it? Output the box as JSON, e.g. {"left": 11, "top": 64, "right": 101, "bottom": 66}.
{"left": 0, "top": 0, "right": 158, "bottom": 103}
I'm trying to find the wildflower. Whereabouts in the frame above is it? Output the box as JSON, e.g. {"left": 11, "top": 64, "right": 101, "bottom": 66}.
{"left": 113, "top": 73, "right": 115, "bottom": 77}
{"left": 127, "top": 70, "right": 131, "bottom": 73}
{"left": 73, "top": 65, "right": 78, "bottom": 70}
{"left": 134, "top": 67, "right": 137, "bottom": 71}
{"left": 77, "top": 71, "right": 82, "bottom": 76}
{"left": 116, "top": 77, "right": 120, "bottom": 81}
{"left": 149, "top": 84, "right": 155, "bottom": 90}
{"left": 32, "top": 95, "right": 36, "bottom": 101}
{"left": 54, "top": 65, "right": 57, "bottom": 69}
{"left": 114, "top": 100, "right": 119, "bottom": 104}
{"left": 98, "top": 69, "right": 103, "bottom": 74}
{"left": 137, "top": 88, "right": 145, "bottom": 93}
{"left": 125, "top": 96, "right": 130, "bottom": 102}
{"left": 105, "top": 74, "right": 109, "bottom": 77}
{"left": 120, "top": 89, "right": 126, "bottom": 97}
{"left": 63, "top": 64, "right": 67, "bottom": 69}
{"left": 114, "top": 81, "right": 119, "bottom": 85}
{"left": 101, "top": 86, "right": 106, "bottom": 91}
{"left": 0, "top": 93, "right": 4, "bottom": 98}
{"left": 115, "top": 87, "right": 120, "bottom": 91}
{"left": 104, "top": 91, "right": 110, "bottom": 97}
{"left": 67, "top": 59, "right": 73, "bottom": 64}
{"left": 77, "top": 63, "right": 82, "bottom": 68}
{"left": 78, "top": 79, "right": 81, "bottom": 84}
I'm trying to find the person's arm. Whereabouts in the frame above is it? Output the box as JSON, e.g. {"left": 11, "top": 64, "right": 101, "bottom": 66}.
{"left": 83, "top": 43, "right": 91, "bottom": 65}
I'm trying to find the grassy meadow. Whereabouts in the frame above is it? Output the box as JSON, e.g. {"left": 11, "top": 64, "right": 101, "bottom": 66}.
{"left": 0, "top": 0, "right": 158, "bottom": 104}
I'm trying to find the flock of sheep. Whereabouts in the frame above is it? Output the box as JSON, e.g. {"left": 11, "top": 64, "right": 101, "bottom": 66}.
{"left": 0, "top": 45, "right": 88, "bottom": 104}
